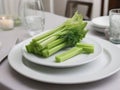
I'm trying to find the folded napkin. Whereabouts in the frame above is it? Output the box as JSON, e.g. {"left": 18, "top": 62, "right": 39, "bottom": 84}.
{"left": 0, "top": 30, "right": 18, "bottom": 63}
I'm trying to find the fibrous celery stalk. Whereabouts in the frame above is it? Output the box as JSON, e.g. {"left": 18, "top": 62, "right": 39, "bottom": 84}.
{"left": 25, "top": 12, "right": 94, "bottom": 62}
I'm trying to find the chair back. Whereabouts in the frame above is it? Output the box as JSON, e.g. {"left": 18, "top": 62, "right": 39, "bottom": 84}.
{"left": 65, "top": 0, "right": 93, "bottom": 20}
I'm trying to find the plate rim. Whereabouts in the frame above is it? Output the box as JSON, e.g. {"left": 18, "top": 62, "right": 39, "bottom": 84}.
{"left": 8, "top": 36, "right": 120, "bottom": 84}
{"left": 22, "top": 37, "right": 103, "bottom": 68}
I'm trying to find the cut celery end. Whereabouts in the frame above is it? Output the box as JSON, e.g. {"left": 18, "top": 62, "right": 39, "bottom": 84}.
{"left": 76, "top": 43, "right": 94, "bottom": 47}
{"left": 76, "top": 43, "right": 94, "bottom": 53}
{"left": 42, "top": 49, "right": 49, "bottom": 57}
{"left": 82, "top": 47, "right": 94, "bottom": 53}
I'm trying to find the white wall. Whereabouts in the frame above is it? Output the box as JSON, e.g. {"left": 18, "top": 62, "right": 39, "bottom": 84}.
{"left": 104, "top": 0, "right": 109, "bottom": 15}
{"left": 43, "top": 0, "right": 50, "bottom": 12}
{"left": 0, "top": 0, "right": 4, "bottom": 14}
{"left": 54, "top": 0, "right": 67, "bottom": 16}
{"left": 0, "top": 0, "right": 20, "bottom": 17}
{"left": 92, "top": 0, "right": 101, "bottom": 18}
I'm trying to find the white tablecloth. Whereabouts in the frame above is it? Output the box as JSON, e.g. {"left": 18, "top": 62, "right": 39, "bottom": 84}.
{"left": 0, "top": 12, "right": 120, "bottom": 90}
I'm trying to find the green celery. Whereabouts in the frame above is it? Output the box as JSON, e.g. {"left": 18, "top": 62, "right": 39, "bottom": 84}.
{"left": 26, "top": 45, "right": 32, "bottom": 53}
{"left": 76, "top": 43, "right": 94, "bottom": 53}
{"left": 42, "top": 49, "right": 48, "bottom": 57}
{"left": 25, "top": 11, "right": 90, "bottom": 60}
{"left": 46, "top": 39, "right": 64, "bottom": 49}
{"left": 42, "top": 42, "right": 67, "bottom": 57}
{"left": 38, "top": 35, "right": 58, "bottom": 49}
{"left": 35, "top": 28, "right": 65, "bottom": 44}
{"left": 32, "top": 24, "right": 65, "bottom": 41}
{"left": 55, "top": 47, "right": 83, "bottom": 62}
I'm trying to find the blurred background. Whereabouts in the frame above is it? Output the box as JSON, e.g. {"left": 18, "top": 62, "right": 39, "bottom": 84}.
{"left": 0, "top": 0, "right": 120, "bottom": 19}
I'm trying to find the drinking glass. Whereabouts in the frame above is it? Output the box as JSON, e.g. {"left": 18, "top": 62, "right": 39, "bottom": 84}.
{"left": 109, "top": 9, "right": 120, "bottom": 44}
{"left": 23, "top": 0, "right": 45, "bottom": 36}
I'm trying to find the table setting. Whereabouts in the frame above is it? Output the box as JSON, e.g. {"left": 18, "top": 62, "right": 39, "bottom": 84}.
{"left": 1, "top": 1, "right": 120, "bottom": 89}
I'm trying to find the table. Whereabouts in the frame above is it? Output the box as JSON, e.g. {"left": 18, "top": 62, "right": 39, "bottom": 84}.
{"left": 0, "top": 12, "right": 120, "bottom": 90}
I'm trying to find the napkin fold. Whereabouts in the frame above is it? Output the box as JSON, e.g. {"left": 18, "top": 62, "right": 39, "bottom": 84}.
{"left": 0, "top": 30, "right": 18, "bottom": 63}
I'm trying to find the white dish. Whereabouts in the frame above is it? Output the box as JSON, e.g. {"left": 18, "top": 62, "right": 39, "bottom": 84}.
{"left": 8, "top": 36, "right": 120, "bottom": 84}
{"left": 22, "top": 37, "right": 102, "bottom": 68}
{"left": 91, "top": 25, "right": 106, "bottom": 33}
{"left": 92, "top": 16, "right": 109, "bottom": 28}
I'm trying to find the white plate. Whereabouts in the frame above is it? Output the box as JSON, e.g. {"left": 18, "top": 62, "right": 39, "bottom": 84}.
{"left": 22, "top": 37, "right": 102, "bottom": 68}
{"left": 92, "top": 16, "right": 109, "bottom": 28}
{"left": 91, "top": 25, "right": 106, "bottom": 33}
{"left": 8, "top": 36, "right": 120, "bottom": 84}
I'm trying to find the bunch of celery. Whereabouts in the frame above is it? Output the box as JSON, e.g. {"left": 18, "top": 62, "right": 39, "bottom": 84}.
{"left": 25, "top": 12, "right": 94, "bottom": 62}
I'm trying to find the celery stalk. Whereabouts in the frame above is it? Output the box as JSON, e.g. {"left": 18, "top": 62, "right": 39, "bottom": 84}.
{"left": 55, "top": 47, "right": 83, "bottom": 62}
{"left": 35, "top": 28, "right": 65, "bottom": 44}
{"left": 46, "top": 39, "right": 64, "bottom": 49}
{"left": 32, "top": 24, "right": 65, "bottom": 41}
{"left": 38, "top": 36, "right": 58, "bottom": 49}
{"left": 76, "top": 43, "right": 94, "bottom": 53}
{"left": 25, "top": 11, "right": 90, "bottom": 60}
{"left": 42, "top": 42, "right": 66, "bottom": 57}
{"left": 48, "top": 42, "right": 66, "bottom": 56}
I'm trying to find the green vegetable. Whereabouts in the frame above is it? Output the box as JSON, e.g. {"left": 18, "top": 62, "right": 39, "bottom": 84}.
{"left": 46, "top": 39, "right": 64, "bottom": 49}
{"left": 42, "top": 42, "right": 67, "bottom": 57}
{"left": 76, "top": 43, "right": 94, "bottom": 53}
{"left": 55, "top": 47, "right": 83, "bottom": 62}
{"left": 55, "top": 43, "right": 94, "bottom": 62}
{"left": 25, "top": 11, "right": 94, "bottom": 62}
